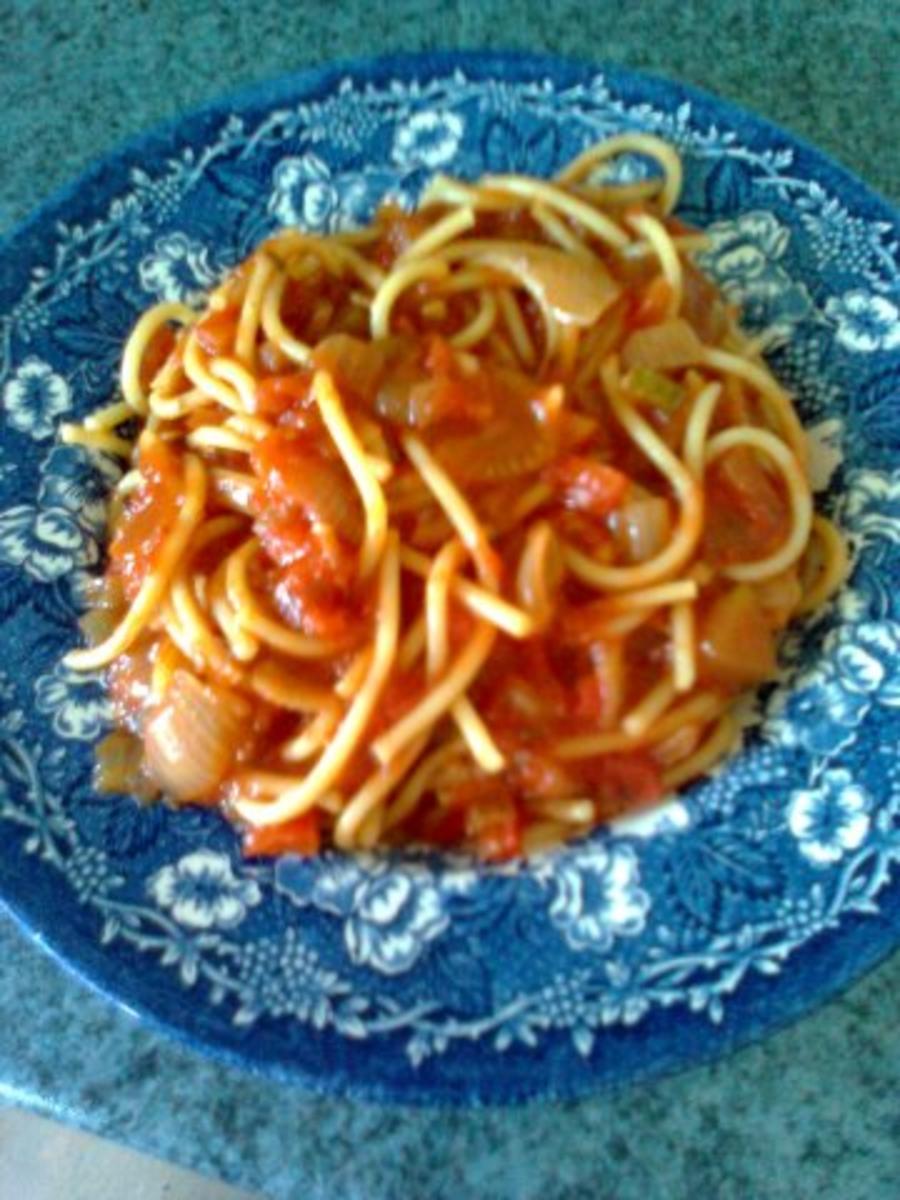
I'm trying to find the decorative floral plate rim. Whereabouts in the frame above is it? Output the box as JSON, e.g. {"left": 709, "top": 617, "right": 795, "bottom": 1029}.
{"left": 0, "top": 51, "right": 898, "bottom": 1105}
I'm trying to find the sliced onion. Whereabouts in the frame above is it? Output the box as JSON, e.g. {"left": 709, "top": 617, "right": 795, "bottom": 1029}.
{"left": 622, "top": 317, "right": 704, "bottom": 370}
{"left": 375, "top": 375, "right": 464, "bottom": 429}
{"left": 79, "top": 605, "right": 119, "bottom": 647}
{"left": 262, "top": 450, "right": 363, "bottom": 543}
{"left": 608, "top": 497, "right": 672, "bottom": 562}
{"left": 438, "top": 417, "right": 557, "bottom": 483}
{"left": 144, "top": 670, "right": 249, "bottom": 802}
{"left": 290, "top": 456, "right": 364, "bottom": 543}
{"left": 650, "top": 722, "right": 704, "bottom": 768}
{"left": 436, "top": 375, "right": 555, "bottom": 483}
{"left": 588, "top": 639, "right": 624, "bottom": 729}
{"left": 313, "top": 334, "right": 388, "bottom": 401}
{"left": 681, "top": 260, "right": 729, "bottom": 344}
{"left": 754, "top": 569, "right": 803, "bottom": 626}
{"left": 375, "top": 358, "right": 495, "bottom": 430}
{"left": 95, "top": 729, "right": 146, "bottom": 794}
{"left": 700, "top": 585, "right": 778, "bottom": 685}
{"left": 469, "top": 242, "right": 621, "bottom": 327}
{"left": 375, "top": 373, "right": 415, "bottom": 425}
{"left": 516, "top": 522, "right": 563, "bottom": 629}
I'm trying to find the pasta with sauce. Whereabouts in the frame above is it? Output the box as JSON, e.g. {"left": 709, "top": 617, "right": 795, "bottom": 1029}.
{"left": 61, "top": 133, "right": 847, "bottom": 859}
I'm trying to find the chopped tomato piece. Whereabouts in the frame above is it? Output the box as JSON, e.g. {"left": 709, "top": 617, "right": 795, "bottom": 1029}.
{"left": 570, "top": 673, "right": 604, "bottom": 721}
{"left": 255, "top": 371, "right": 312, "bottom": 417}
{"left": 409, "top": 803, "right": 467, "bottom": 848}
{"left": 256, "top": 504, "right": 358, "bottom": 640}
{"left": 581, "top": 752, "right": 663, "bottom": 816}
{"left": 260, "top": 515, "right": 357, "bottom": 639}
{"left": 256, "top": 512, "right": 319, "bottom": 567}
{"left": 509, "top": 750, "right": 577, "bottom": 800}
{"left": 474, "top": 812, "right": 522, "bottom": 862}
{"left": 555, "top": 510, "right": 615, "bottom": 556}
{"left": 464, "top": 794, "right": 522, "bottom": 861}
{"left": 243, "top": 812, "right": 321, "bottom": 857}
{"left": 447, "top": 774, "right": 510, "bottom": 809}
{"left": 195, "top": 306, "right": 240, "bottom": 356}
{"left": 273, "top": 518, "right": 355, "bottom": 584}
{"left": 275, "top": 566, "right": 356, "bottom": 640}
{"left": 546, "top": 455, "right": 630, "bottom": 517}
{"left": 480, "top": 638, "right": 568, "bottom": 734}
{"left": 704, "top": 447, "right": 789, "bottom": 565}
{"left": 252, "top": 429, "right": 362, "bottom": 541}
{"left": 280, "top": 277, "right": 315, "bottom": 326}
{"left": 109, "top": 437, "right": 183, "bottom": 599}
{"left": 421, "top": 334, "right": 454, "bottom": 377}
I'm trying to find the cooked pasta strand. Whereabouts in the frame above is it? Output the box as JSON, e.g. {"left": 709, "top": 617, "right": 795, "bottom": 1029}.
{"left": 121, "top": 301, "right": 195, "bottom": 415}
{"left": 236, "top": 533, "right": 401, "bottom": 824}
{"left": 372, "top": 622, "right": 496, "bottom": 766}
{"left": 313, "top": 370, "right": 388, "bottom": 577}
{"left": 65, "top": 452, "right": 207, "bottom": 669}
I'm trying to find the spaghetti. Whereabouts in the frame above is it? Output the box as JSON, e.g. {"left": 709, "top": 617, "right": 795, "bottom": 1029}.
{"left": 61, "top": 133, "right": 847, "bottom": 860}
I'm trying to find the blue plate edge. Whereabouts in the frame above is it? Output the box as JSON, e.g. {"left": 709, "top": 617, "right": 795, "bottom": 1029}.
{"left": 1, "top": 49, "right": 897, "bottom": 261}
{"left": 0, "top": 866, "right": 897, "bottom": 1109}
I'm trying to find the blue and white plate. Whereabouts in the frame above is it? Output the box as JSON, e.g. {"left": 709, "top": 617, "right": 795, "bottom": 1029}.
{"left": 0, "top": 52, "right": 898, "bottom": 1105}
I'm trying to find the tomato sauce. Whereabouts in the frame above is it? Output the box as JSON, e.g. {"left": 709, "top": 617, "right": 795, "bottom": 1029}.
{"left": 195, "top": 306, "right": 241, "bottom": 356}
{"left": 108, "top": 437, "right": 184, "bottom": 600}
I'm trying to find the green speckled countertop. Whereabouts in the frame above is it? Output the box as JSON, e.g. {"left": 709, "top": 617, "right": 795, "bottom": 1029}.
{"left": 1, "top": 3, "right": 898, "bottom": 1197}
